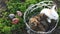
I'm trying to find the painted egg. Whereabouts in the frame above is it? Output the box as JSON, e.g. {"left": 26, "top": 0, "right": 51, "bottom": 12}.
{"left": 17, "top": 11, "right": 22, "bottom": 16}
{"left": 9, "top": 14, "right": 15, "bottom": 19}
{"left": 12, "top": 18, "right": 19, "bottom": 24}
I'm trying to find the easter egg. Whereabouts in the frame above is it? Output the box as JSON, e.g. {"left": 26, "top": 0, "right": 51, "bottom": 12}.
{"left": 12, "top": 18, "right": 19, "bottom": 24}
{"left": 9, "top": 14, "right": 15, "bottom": 19}
{"left": 17, "top": 11, "right": 22, "bottom": 16}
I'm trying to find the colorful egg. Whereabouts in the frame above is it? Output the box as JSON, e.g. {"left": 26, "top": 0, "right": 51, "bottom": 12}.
{"left": 9, "top": 14, "right": 15, "bottom": 19}
{"left": 12, "top": 18, "right": 19, "bottom": 24}
{"left": 17, "top": 11, "right": 22, "bottom": 16}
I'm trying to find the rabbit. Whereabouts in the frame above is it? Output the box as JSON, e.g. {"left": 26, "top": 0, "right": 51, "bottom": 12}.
{"left": 29, "top": 13, "right": 49, "bottom": 32}
{"left": 40, "top": 5, "right": 59, "bottom": 23}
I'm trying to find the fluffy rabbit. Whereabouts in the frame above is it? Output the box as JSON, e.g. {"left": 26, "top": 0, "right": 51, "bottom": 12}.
{"left": 29, "top": 13, "right": 49, "bottom": 32}
{"left": 40, "top": 5, "right": 59, "bottom": 23}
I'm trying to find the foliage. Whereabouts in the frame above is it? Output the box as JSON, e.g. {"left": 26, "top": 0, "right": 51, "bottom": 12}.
{"left": 0, "top": 0, "right": 60, "bottom": 34}
{"left": 0, "top": 0, "right": 43, "bottom": 34}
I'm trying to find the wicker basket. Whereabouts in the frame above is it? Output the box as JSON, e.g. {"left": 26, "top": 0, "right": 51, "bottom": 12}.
{"left": 24, "top": 1, "right": 59, "bottom": 34}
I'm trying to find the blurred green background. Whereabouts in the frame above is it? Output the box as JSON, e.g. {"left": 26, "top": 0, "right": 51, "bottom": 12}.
{"left": 0, "top": 0, "right": 60, "bottom": 34}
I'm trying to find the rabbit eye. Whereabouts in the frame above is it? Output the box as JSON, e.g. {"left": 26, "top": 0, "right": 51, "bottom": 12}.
{"left": 55, "top": 7, "right": 57, "bottom": 10}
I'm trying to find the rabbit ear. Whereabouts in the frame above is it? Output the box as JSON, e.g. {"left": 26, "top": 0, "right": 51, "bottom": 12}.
{"left": 51, "top": 5, "right": 56, "bottom": 10}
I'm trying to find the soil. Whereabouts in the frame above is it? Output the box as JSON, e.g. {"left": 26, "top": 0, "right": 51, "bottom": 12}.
{"left": 51, "top": 26, "right": 60, "bottom": 34}
{"left": 11, "top": 28, "right": 28, "bottom": 34}
{"left": 17, "top": 26, "right": 60, "bottom": 34}
{"left": 22, "top": 26, "right": 60, "bottom": 34}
